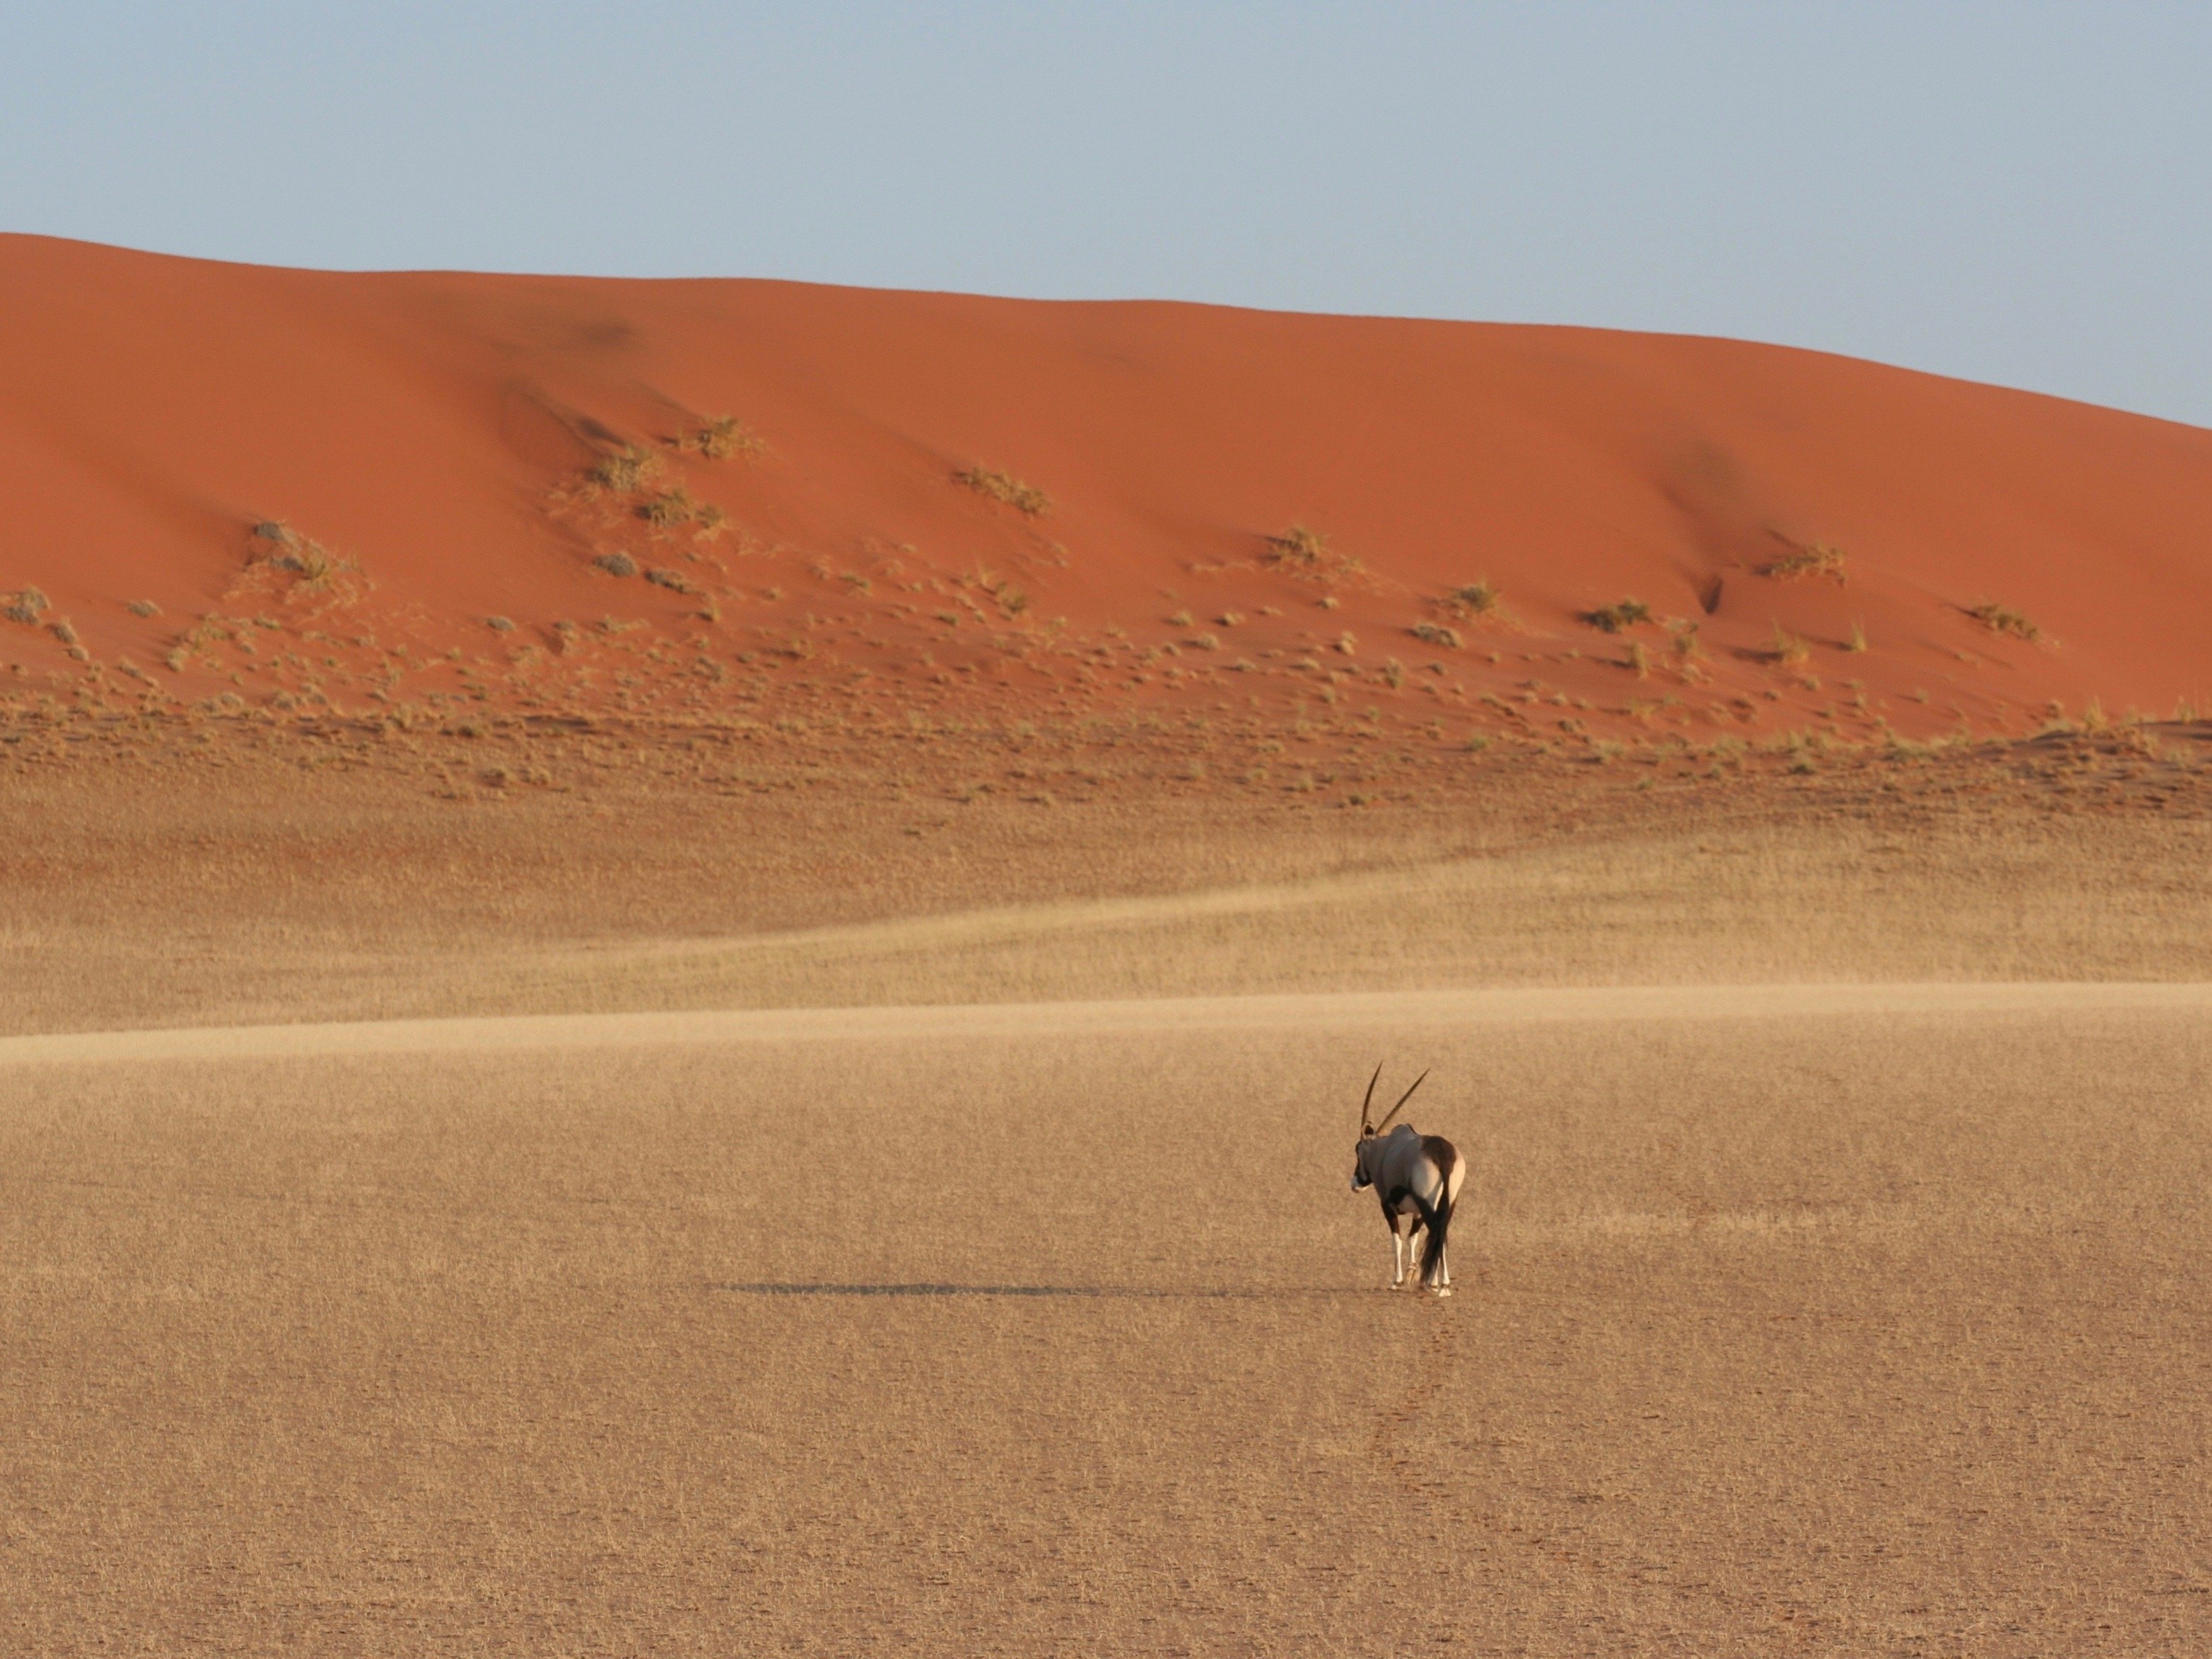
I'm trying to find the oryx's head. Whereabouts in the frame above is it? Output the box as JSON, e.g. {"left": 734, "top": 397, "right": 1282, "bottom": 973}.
{"left": 1350, "top": 1062, "right": 1428, "bottom": 1190}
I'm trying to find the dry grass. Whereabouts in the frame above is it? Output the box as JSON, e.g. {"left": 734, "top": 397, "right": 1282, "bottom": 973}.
{"left": 4, "top": 992, "right": 2208, "bottom": 1652}
{"left": 1759, "top": 542, "right": 1849, "bottom": 583}
{"left": 1582, "top": 597, "right": 1652, "bottom": 633}
{"left": 1437, "top": 579, "right": 1504, "bottom": 621}
{"left": 953, "top": 466, "right": 1051, "bottom": 517}
{"left": 679, "top": 415, "right": 763, "bottom": 461}
{"left": 1769, "top": 621, "right": 1813, "bottom": 666}
{"left": 1966, "top": 600, "right": 2044, "bottom": 642}
{"left": 1410, "top": 621, "right": 1463, "bottom": 650}
{"left": 1262, "top": 524, "right": 1364, "bottom": 582}
{"left": 591, "top": 445, "right": 664, "bottom": 494}
{"left": 637, "top": 486, "right": 701, "bottom": 527}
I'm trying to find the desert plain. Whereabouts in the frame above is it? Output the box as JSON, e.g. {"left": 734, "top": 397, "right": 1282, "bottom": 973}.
{"left": 4, "top": 236, "right": 2211, "bottom": 1654}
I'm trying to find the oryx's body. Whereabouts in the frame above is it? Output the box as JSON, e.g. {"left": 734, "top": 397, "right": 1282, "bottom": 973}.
{"left": 1349, "top": 1067, "right": 1467, "bottom": 1295}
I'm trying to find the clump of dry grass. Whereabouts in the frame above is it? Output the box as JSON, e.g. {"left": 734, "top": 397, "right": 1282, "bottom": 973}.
{"left": 486, "top": 616, "right": 515, "bottom": 632}
{"left": 954, "top": 466, "right": 1051, "bottom": 516}
{"left": 1625, "top": 640, "right": 1651, "bottom": 678}
{"left": 595, "top": 552, "right": 640, "bottom": 579}
{"left": 637, "top": 487, "right": 701, "bottom": 528}
{"left": 1965, "top": 601, "right": 2042, "bottom": 642}
{"left": 1583, "top": 598, "right": 1653, "bottom": 633}
{"left": 1769, "top": 622, "right": 1813, "bottom": 666}
{"left": 126, "top": 598, "right": 162, "bottom": 618}
{"left": 1446, "top": 580, "right": 1501, "bottom": 616}
{"left": 1760, "top": 543, "right": 1848, "bottom": 584}
{"left": 592, "top": 447, "right": 664, "bottom": 494}
{"left": 1844, "top": 621, "right": 1868, "bottom": 653}
{"left": 1266, "top": 524, "right": 1330, "bottom": 566}
{"left": 1262, "top": 524, "right": 1364, "bottom": 585}
{"left": 4, "top": 586, "right": 50, "bottom": 626}
{"left": 645, "top": 568, "right": 697, "bottom": 595}
{"left": 679, "top": 416, "right": 764, "bottom": 462}
{"left": 246, "top": 521, "right": 348, "bottom": 587}
{"left": 1411, "top": 622, "right": 1463, "bottom": 650}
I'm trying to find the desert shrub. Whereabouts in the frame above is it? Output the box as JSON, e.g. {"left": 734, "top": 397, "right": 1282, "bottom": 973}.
{"left": 1446, "top": 580, "right": 1500, "bottom": 616}
{"left": 127, "top": 598, "right": 162, "bottom": 618}
{"left": 683, "top": 416, "right": 763, "bottom": 461}
{"left": 953, "top": 466, "right": 1051, "bottom": 516}
{"left": 1583, "top": 598, "right": 1652, "bottom": 633}
{"left": 486, "top": 616, "right": 515, "bottom": 632}
{"left": 1411, "top": 622, "right": 1463, "bottom": 649}
{"left": 1760, "top": 542, "right": 1848, "bottom": 583}
{"left": 1769, "top": 622, "right": 1812, "bottom": 666}
{"left": 4, "top": 587, "right": 49, "bottom": 625}
{"left": 595, "top": 552, "right": 639, "bottom": 578}
{"left": 592, "top": 446, "right": 663, "bottom": 493}
{"left": 645, "top": 567, "right": 697, "bottom": 594}
{"left": 1626, "top": 640, "right": 1650, "bottom": 677}
{"left": 1266, "top": 524, "right": 1330, "bottom": 567}
{"left": 1965, "top": 600, "right": 2042, "bottom": 642}
{"left": 637, "top": 487, "right": 699, "bottom": 527}
{"left": 1844, "top": 621, "right": 1868, "bottom": 653}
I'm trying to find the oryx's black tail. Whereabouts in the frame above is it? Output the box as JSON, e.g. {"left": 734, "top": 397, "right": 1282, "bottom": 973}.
{"left": 1419, "top": 1196, "right": 1452, "bottom": 1287}
{"left": 1416, "top": 1137, "right": 1462, "bottom": 1289}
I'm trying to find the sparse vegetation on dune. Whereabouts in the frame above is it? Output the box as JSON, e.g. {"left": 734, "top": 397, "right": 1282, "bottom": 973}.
{"left": 678, "top": 415, "right": 763, "bottom": 461}
{"left": 1768, "top": 622, "right": 1813, "bottom": 666}
{"left": 590, "top": 445, "right": 664, "bottom": 494}
{"left": 953, "top": 465, "right": 1051, "bottom": 516}
{"left": 1759, "top": 542, "right": 1849, "bottom": 583}
{"left": 1583, "top": 597, "right": 1653, "bottom": 633}
{"left": 1966, "top": 600, "right": 2043, "bottom": 642}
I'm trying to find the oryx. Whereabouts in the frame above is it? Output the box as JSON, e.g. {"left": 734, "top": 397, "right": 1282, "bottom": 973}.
{"left": 1349, "top": 1064, "right": 1467, "bottom": 1295}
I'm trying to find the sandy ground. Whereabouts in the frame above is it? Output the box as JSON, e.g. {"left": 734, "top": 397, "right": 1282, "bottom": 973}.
{"left": 4, "top": 726, "right": 2210, "bottom": 1034}
{"left": 6, "top": 983, "right": 2210, "bottom": 1655}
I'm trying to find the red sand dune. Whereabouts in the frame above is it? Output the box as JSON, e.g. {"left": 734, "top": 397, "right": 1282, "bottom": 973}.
{"left": 2, "top": 233, "right": 2208, "bottom": 738}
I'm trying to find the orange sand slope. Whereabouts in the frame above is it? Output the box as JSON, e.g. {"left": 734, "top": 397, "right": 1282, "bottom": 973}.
{"left": 2, "top": 232, "right": 2208, "bottom": 735}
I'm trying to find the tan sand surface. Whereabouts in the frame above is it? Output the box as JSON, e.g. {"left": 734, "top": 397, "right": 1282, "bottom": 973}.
{"left": 6, "top": 984, "right": 2209, "bottom": 1653}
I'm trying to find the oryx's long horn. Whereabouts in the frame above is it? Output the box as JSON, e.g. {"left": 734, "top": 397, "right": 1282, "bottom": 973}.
{"left": 1359, "top": 1062, "right": 1384, "bottom": 1132}
{"left": 1373, "top": 1068, "right": 1429, "bottom": 1133}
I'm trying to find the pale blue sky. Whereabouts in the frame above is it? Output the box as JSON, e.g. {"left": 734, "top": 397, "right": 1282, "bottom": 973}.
{"left": 4, "top": 3, "right": 2208, "bottom": 427}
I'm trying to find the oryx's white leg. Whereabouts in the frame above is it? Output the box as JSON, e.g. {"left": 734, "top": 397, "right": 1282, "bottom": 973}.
{"left": 1390, "top": 1225, "right": 1406, "bottom": 1287}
